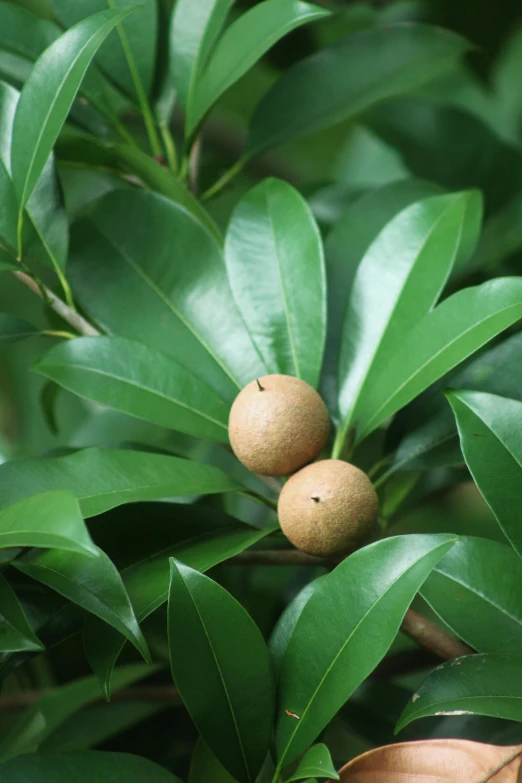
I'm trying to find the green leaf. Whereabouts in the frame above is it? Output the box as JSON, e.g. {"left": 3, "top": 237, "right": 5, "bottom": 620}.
{"left": 0, "top": 448, "right": 240, "bottom": 518}
{"left": 41, "top": 702, "right": 167, "bottom": 751}
{"left": 336, "top": 191, "right": 481, "bottom": 447}
{"left": 246, "top": 24, "right": 470, "bottom": 157}
{"left": 0, "top": 752, "right": 183, "bottom": 783}
{"left": 0, "top": 572, "right": 44, "bottom": 652}
{"left": 275, "top": 534, "right": 456, "bottom": 767}
{"left": 367, "top": 98, "right": 522, "bottom": 215}
{"left": 447, "top": 390, "right": 522, "bottom": 559}
{"left": 285, "top": 744, "right": 339, "bottom": 781}
{"left": 190, "top": 0, "right": 329, "bottom": 134}
{"left": 114, "top": 145, "right": 222, "bottom": 243}
{"left": 269, "top": 579, "right": 323, "bottom": 680}
{"left": 387, "top": 331, "right": 522, "bottom": 474}
{"left": 69, "top": 189, "right": 267, "bottom": 402}
{"left": 11, "top": 7, "right": 133, "bottom": 210}
{"left": 226, "top": 178, "right": 326, "bottom": 388}
{"left": 0, "top": 491, "right": 96, "bottom": 555}
{"left": 0, "top": 249, "right": 18, "bottom": 271}
{"left": 0, "top": 81, "right": 68, "bottom": 274}
{"left": 0, "top": 312, "right": 36, "bottom": 342}
{"left": 189, "top": 738, "right": 239, "bottom": 783}
{"left": 48, "top": 0, "right": 157, "bottom": 101}
{"left": 34, "top": 336, "right": 230, "bottom": 443}
{"left": 396, "top": 654, "right": 522, "bottom": 732}
{"left": 169, "top": 0, "right": 234, "bottom": 131}
{"left": 421, "top": 537, "right": 522, "bottom": 655}
{"left": 168, "top": 559, "right": 274, "bottom": 783}
{"left": 85, "top": 504, "right": 273, "bottom": 699}
{"left": 0, "top": 665, "right": 156, "bottom": 762}
{"left": 355, "top": 278, "right": 522, "bottom": 443}
{"left": 14, "top": 547, "right": 149, "bottom": 663}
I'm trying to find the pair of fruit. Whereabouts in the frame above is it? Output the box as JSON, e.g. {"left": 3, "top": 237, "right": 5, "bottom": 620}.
{"left": 229, "top": 375, "right": 378, "bottom": 557}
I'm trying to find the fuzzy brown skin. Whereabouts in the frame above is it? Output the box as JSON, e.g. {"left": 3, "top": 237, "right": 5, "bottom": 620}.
{"left": 228, "top": 374, "right": 330, "bottom": 476}
{"left": 278, "top": 459, "right": 378, "bottom": 556}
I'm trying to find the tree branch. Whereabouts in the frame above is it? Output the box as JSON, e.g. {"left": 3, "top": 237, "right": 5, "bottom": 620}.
{"left": 12, "top": 271, "right": 99, "bottom": 337}
{"left": 0, "top": 685, "right": 182, "bottom": 711}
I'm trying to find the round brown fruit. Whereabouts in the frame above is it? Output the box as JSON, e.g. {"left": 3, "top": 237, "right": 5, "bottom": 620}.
{"left": 228, "top": 374, "right": 330, "bottom": 476}
{"left": 277, "top": 459, "right": 378, "bottom": 557}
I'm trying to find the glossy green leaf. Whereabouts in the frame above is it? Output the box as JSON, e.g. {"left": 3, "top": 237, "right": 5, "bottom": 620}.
{"left": 168, "top": 559, "right": 274, "bottom": 783}
{"left": 189, "top": 738, "right": 239, "bottom": 783}
{"left": 226, "top": 178, "right": 326, "bottom": 388}
{"left": 275, "top": 534, "right": 456, "bottom": 766}
{"left": 336, "top": 191, "right": 481, "bottom": 447}
{"left": 421, "top": 537, "right": 522, "bottom": 655}
{"left": 0, "top": 448, "right": 240, "bottom": 518}
{"left": 48, "top": 0, "right": 157, "bottom": 100}
{"left": 0, "top": 312, "right": 36, "bottom": 342}
{"left": 0, "top": 572, "right": 43, "bottom": 652}
{"left": 190, "top": 0, "right": 329, "bottom": 133}
{"left": 0, "top": 665, "right": 154, "bottom": 762}
{"left": 69, "top": 189, "right": 267, "bottom": 402}
{"left": 34, "top": 336, "right": 230, "bottom": 443}
{"left": 246, "top": 24, "right": 470, "bottom": 157}
{"left": 448, "top": 390, "right": 522, "bottom": 559}
{"left": 0, "top": 752, "right": 183, "bottom": 783}
{"left": 114, "top": 145, "right": 221, "bottom": 243}
{"left": 323, "top": 179, "right": 443, "bottom": 409}
{"left": 14, "top": 547, "right": 149, "bottom": 662}
{"left": 388, "top": 332, "right": 522, "bottom": 474}
{"left": 269, "top": 579, "right": 323, "bottom": 679}
{"left": 0, "top": 81, "right": 68, "bottom": 274}
{"left": 85, "top": 504, "right": 273, "bottom": 699}
{"left": 0, "top": 491, "right": 96, "bottom": 555}
{"left": 0, "top": 249, "right": 18, "bottom": 270}
{"left": 397, "top": 654, "right": 522, "bottom": 732}
{"left": 11, "top": 8, "right": 133, "bottom": 210}
{"left": 355, "top": 278, "right": 522, "bottom": 442}
{"left": 285, "top": 744, "right": 339, "bottom": 781}
{"left": 170, "top": 0, "right": 234, "bottom": 130}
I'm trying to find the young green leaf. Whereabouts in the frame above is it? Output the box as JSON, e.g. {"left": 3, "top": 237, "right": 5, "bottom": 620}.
{"left": 0, "top": 448, "right": 240, "bottom": 518}
{"left": 0, "top": 752, "right": 183, "bottom": 783}
{"left": 11, "top": 7, "right": 134, "bottom": 210}
{"left": 48, "top": 0, "right": 157, "bottom": 101}
{"left": 169, "top": 0, "right": 235, "bottom": 131}
{"left": 421, "top": 537, "right": 522, "bottom": 655}
{"left": 448, "top": 390, "right": 522, "bottom": 559}
{"left": 396, "top": 654, "right": 522, "bottom": 733}
{"left": 355, "top": 278, "right": 522, "bottom": 442}
{"left": 14, "top": 547, "right": 150, "bottom": 663}
{"left": 0, "top": 491, "right": 96, "bottom": 556}
{"left": 34, "top": 336, "right": 231, "bottom": 443}
{"left": 335, "top": 191, "right": 480, "bottom": 451}
{"left": 284, "top": 744, "right": 339, "bottom": 781}
{"left": 246, "top": 24, "right": 470, "bottom": 157}
{"left": 69, "top": 189, "right": 267, "bottom": 402}
{"left": 190, "top": 0, "right": 330, "bottom": 134}
{"left": 84, "top": 505, "right": 274, "bottom": 698}
{"left": 168, "top": 559, "right": 274, "bottom": 783}
{"left": 275, "top": 534, "right": 456, "bottom": 767}
{"left": 226, "top": 178, "right": 326, "bottom": 388}
{"left": 0, "top": 573, "right": 44, "bottom": 652}
{"left": 0, "top": 665, "right": 155, "bottom": 762}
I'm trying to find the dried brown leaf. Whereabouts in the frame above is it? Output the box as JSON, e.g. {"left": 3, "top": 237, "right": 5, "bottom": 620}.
{"left": 338, "top": 739, "right": 522, "bottom": 783}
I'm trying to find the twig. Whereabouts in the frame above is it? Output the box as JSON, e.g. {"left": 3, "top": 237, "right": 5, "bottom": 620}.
{"left": 12, "top": 271, "right": 99, "bottom": 337}
{"left": 400, "top": 608, "right": 474, "bottom": 660}
{"left": 189, "top": 133, "right": 202, "bottom": 195}
{"left": 227, "top": 550, "right": 339, "bottom": 567}
{"left": 0, "top": 685, "right": 182, "bottom": 711}
{"left": 475, "top": 746, "right": 522, "bottom": 783}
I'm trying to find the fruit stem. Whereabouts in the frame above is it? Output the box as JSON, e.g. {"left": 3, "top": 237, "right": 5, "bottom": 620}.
{"left": 256, "top": 378, "right": 264, "bottom": 391}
